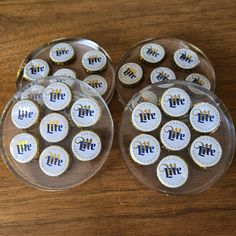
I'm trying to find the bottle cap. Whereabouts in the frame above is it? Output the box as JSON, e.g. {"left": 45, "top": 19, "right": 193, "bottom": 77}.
{"left": 83, "top": 75, "right": 108, "bottom": 96}
{"left": 118, "top": 63, "right": 143, "bottom": 86}
{"left": 39, "top": 145, "right": 70, "bottom": 177}
{"left": 189, "top": 102, "right": 220, "bottom": 133}
{"left": 39, "top": 113, "right": 69, "bottom": 143}
{"left": 23, "top": 59, "right": 50, "bottom": 81}
{"left": 11, "top": 100, "right": 40, "bottom": 129}
{"left": 82, "top": 50, "right": 107, "bottom": 72}
{"left": 160, "top": 87, "right": 191, "bottom": 117}
{"left": 71, "top": 130, "right": 102, "bottom": 161}
{"left": 130, "top": 134, "right": 161, "bottom": 165}
{"left": 150, "top": 67, "right": 176, "bottom": 84}
{"left": 160, "top": 120, "right": 191, "bottom": 151}
{"left": 174, "top": 48, "right": 199, "bottom": 70}
{"left": 53, "top": 68, "right": 77, "bottom": 79}
{"left": 21, "top": 85, "right": 45, "bottom": 105}
{"left": 131, "top": 102, "right": 162, "bottom": 132}
{"left": 190, "top": 136, "right": 222, "bottom": 168}
{"left": 185, "top": 73, "right": 211, "bottom": 90}
{"left": 140, "top": 43, "right": 165, "bottom": 64}
{"left": 49, "top": 43, "right": 74, "bottom": 64}
{"left": 43, "top": 82, "right": 72, "bottom": 111}
{"left": 70, "top": 98, "right": 101, "bottom": 127}
{"left": 10, "top": 133, "right": 38, "bottom": 163}
{"left": 132, "top": 90, "right": 158, "bottom": 108}
{"left": 157, "top": 155, "right": 188, "bottom": 188}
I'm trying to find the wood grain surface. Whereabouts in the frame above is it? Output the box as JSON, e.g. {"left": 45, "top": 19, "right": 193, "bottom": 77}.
{"left": 0, "top": 0, "right": 236, "bottom": 235}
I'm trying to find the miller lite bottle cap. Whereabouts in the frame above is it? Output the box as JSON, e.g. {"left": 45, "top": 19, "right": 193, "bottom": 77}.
{"left": 129, "top": 134, "right": 161, "bottom": 165}
{"left": 189, "top": 102, "right": 220, "bottom": 133}
{"left": 190, "top": 136, "right": 222, "bottom": 168}
{"left": 39, "top": 145, "right": 70, "bottom": 177}
{"left": 10, "top": 133, "right": 39, "bottom": 163}
{"left": 49, "top": 43, "right": 75, "bottom": 64}
{"left": 174, "top": 48, "right": 199, "bottom": 70}
{"left": 71, "top": 130, "right": 102, "bottom": 161}
{"left": 23, "top": 59, "right": 50, "bottom": 81}
{"left": 82, "top": 50, "right": 107, "bottom": 72}
{"left": 157, "top": 155, "right": 188, "bottom": 188}
{"left": 43, "top": 82, "right": 72, "bottom": 111}
{"left": 140, "top": 43, "right": 165, "bottom": 64}
{"left": 53, "top": 68, "right": 77, "bottom": 79}
{"left": 83, "top": 75, "right": 108, "bottom": 96}
{"left": 160, "top": 87, "right": 191, "bottom": 117}
{"left": 11, "top": 100, "right": 40, "bottom": 129}
{"left": 70, "top": 98, "right": 101, "bottom": 127}
{"left": 160, "top": 120, "right": 191, "bottom": 151}
{"left": 150, "top": 67, "right": 176, "bottom": 84}
{"left": 118, "top": 63, "right": 143, "bottom": 86}
{"left": 131, "top": 102, "right": 162, "bottom": 132}
{"left": 39, "top": 113, "right": 69, "bottom": 143}
{"left": 185, "top": 73, "right": 211, "bottom": 90}
{"left": 132, "top": 90, "right": 158, "bottom": 108}
{"left": 21, "top": 85, "right": 45, "bottom": 106}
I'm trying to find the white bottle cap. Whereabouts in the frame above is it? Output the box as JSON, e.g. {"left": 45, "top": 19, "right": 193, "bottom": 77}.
{"left": 70, "top": 98, "right": 101, "bottom": 127}
{"left": 130, "top": 134, "right": 161, "bottom": 165}
{"left": 23, "top": 59, "right": 50, "bottom": 81}
{"left": 140, "top": 43, "right": 165, "bottom": 64}
{"left": 185, "top": 73, "right": 211, "bottom": 90}
{"left": 82, "top": 50, "right": 107, "bottom": 72}
{"left": 118, "top": 63, "right": 143, "bottom": 86}
{"left": 132, "top": 102, "right": 162, "bottom": 132}
{"left": 49, "top": 43, "right": 74, "bottom": 64}
{"left": 150, "top": 67, "right": 176, "bottom": 84}
{"left": 39, "top": 146, "right": 70, "bottom": 177}
{"left": 39, "top": 113, "right": 69, "bottom": 143}
{"left": 53, "top": 68, "right": 77, "bottom": 79}
{"left": 10, "top": 133, "right": 38, "bottom": 163}
{"left": 132, "top": 90, "right": 158, "bottom": 108}
{"left": 83, "top": 75, "right": 108, "bottom": 96}
{"left": 160, "top": 120, "right": 191, "bottom": 151}
{"left": 43, "top": 82, "right": 72, "bottom": 111}
{"left": 174, "top": 48, "right": 199, "bottom": 70}
{"left": 160, "top": 87, "right": 191, "bottom": 117}
{"left": 71, "top": 130, "right": 102, "bottom": 161}
{"left": 190, "top": 136, "right": 222, "bottom": 168}
{"left": 157, "top": 155, "right": 188, "bottom": 188}
{"left": 11, "top": 100, "right": 40, "bottom": 129}
{"left": 21, "top": 85, "right": 45, "bottom": 106}
{"left": 189, "top": 102, "right": 220, "bottom": 133}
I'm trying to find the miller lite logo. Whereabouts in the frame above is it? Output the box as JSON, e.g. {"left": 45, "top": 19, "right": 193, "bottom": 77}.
{"left": 16, "top": 140, "right": 32, "bottom": 154}
{"left": 45, "top": 88, "right": 66, "bottom": 102}
{"left": 130, "top": 134, "right": 161, "bottom": 165}
{"left": 190, "top": 136, "right": 222, "bottom": 167}
{"left": 132, "top": 102, "right": 162, "bottom": 132}
{"left": 164, "top": 125, "right": 185, "bottom": 141}
{"left": 71, "top": 131, "right": 102, "bottom": 161}
{"left": 140, "top": 43, "right": 165, "bottom": 64}
{"left": 45, "top": 152, "right": 63, "bottom": 167}
{"left": 157, "top": 155, "right": 189, "bottom": 188}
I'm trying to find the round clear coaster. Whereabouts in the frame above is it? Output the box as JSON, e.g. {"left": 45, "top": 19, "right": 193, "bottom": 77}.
{"left": 17, "top": 37, "right": 115, "bottom": 104}
{"left": 0, "top": 76, "right": 114, "bottom": 190}
{"left": 119, "top": 80, "right": 234, "bottom": 195}
{"left": 116, "top": 38, "right": 216, "bottom": 106}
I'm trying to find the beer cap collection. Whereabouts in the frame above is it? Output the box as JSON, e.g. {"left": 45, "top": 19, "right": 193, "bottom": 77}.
{"left": 17, "top": 37, "right": 115, "bottom": 104}
{"left": 119, "top": 80, "right": 235, "bottom": 194}
{"left": 0, "top": 37, "right": 235, "bottom": 194}
{"left": 1, "top": 76, "right": 113, "bottom": 190}
{"left": 116, "top": 38, "right": 216, "bottom": 106}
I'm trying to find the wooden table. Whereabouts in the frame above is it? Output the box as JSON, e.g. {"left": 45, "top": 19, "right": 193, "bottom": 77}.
{"left": 0, "top": 0, "right": 235, "bottom": 235}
